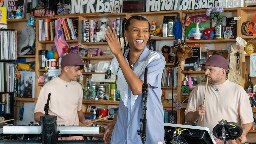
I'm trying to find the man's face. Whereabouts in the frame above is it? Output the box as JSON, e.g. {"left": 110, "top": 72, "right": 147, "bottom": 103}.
{"left": 204, "top": 66, "right": 226, "bottom": 84}
{"left": 65, "top": 66, "right": 83, "bottom": 81}
{"left": 124, "top": 19, "right": 150, "bottom": 52}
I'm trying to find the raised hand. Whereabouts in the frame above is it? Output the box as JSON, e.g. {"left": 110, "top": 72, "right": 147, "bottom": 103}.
{"left": 105, "top": 27, "right": 122, "bottom": 57}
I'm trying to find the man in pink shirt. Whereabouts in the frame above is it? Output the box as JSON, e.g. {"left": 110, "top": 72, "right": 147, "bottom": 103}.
{"left": 185, "top": 55, "right": 254, "bottom": 144}
{"left": 34, "top": 53, "right": 91, "bottom": 140}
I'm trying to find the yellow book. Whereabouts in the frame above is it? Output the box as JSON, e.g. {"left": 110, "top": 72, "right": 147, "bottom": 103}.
{"left": 0, "top": 7, "right": 7, "bottom": 24}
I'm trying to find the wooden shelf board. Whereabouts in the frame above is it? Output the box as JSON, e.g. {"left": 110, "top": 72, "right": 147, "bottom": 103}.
{"left": 82, "top": 72, "right": 105, "bottom": 75}
{"left": 37, "top": 14, "right": 79, "bottom": 19}
{"left": 83, "top": 100, "right": 119, "bottom": 105}
{"left": 183, "top": 8, "right": 237, "bottom": 14}
{"left": 81, "top": 13, "right": 126, "bottom": 18}
{"left": 245, "top": 53, "right": 256, "bottom": 57}
{"left": 249, "top": 130, "right": 256, "bottom": 133}
{"left": 38, "top": 69, "right": 47, "bottom": 72}
{"left": 39, "top": 40, "right": 78, "bottom": 44}
{"left": 252, "top": 107, "right": 256, "bottom": 112}
{"left": 163, "top": 103, "right": 187, "bottom": 109}
{"left": 132, "top": 10, "right": 180, "bottom": 16}
{"left": 81, "top": 42, "right": 108, "bottom": 45}
{"left": 186, "top": 39, "right": 235, "bottom": 43}
{"left": 151, "top": 37, "right": 175, "bottom": 40}
{"left": 17, "top": 55, "right": 36, "bottom": 58}
{"left": 166, "top": 63, "right": 175, "bottom": 67}
{"left": 7, "top": 19, "right": 27, "bottom": 22}
{"left": 240, "top": 35, "right": 256, "bottom": 39}
{"left": 83, "top": 133, "right": 104, "bottom": 137}
{"left": 183, "top": 71, "right": 205, "bottom": 74}
{"left": 38, "top": 83, "right": 44, "bottom": 86}
{"left": 15, "top": 97, "right": 35, "bottom": 102}
{"left": 240, "top": 7, "right": 256, "bottom": 12}
{"left": 82, "top": 56, "right": 113, "bottom": 60}
{"left": 162, "top": 87, "right": 177, "bottom": 90}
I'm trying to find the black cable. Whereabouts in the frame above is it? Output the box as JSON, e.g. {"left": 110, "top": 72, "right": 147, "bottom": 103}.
{"left": 137, "top": 67, "right": 148, "bottom": 144}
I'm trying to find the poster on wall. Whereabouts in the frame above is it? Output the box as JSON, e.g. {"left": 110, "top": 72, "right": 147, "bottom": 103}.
{"left": 71, "top": 0, "right": 123, "bottom": 13}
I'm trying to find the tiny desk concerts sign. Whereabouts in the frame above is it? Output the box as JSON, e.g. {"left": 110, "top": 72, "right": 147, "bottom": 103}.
{"left": 146, "top": 0, "right": 243, "bottom": 12}
{"left": 71, "top": 0, "right": 123, "bottom": 13}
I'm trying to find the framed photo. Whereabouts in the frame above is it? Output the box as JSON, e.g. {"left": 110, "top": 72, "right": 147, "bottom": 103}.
{"left": 5, "top": 0, "right": 26, "bottom": 19}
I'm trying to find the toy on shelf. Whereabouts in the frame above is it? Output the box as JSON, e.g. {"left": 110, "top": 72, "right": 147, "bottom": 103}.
{"left": 150, "top": 20, "right": 161, "bottom": 36}
{"left": 193, "top": 22, "right": 202, "bottom": 40}
{"left": 202, "top": 28, "right": 214, "bottom": 40}
{"left": 162, "top": 45, "right": 172, "bottom": 63}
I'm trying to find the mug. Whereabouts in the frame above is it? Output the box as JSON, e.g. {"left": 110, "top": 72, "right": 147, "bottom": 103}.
{"left": 97, "top": 108, "right": 108, "bottom": 118}
{"left": 46, "top": 59, "right": 58, "bottom": 69}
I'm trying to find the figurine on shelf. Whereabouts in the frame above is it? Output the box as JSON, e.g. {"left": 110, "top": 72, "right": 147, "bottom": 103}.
{"left": 161, "top": 45, "right": 172, "bottom": 63}
{"left": 202, "top": 28, "right": 214, "bottom": 40}
{"left": 150, "top": 20, "right": 161, "bottom": 36}
{"left": 150, "top": 20, "right": 157, "bottom": 35}
{"left": 15, "top": 7, "right": 23, "bottom": 19}
{"left": 193, "top": 22, "right": 202, "bottom": 40}
{"left": 96, "top": 17, "right": 108, "bottom": 42}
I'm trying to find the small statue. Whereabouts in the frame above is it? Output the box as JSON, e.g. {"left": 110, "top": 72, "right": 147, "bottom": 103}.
{"left": 150, "top": 20, "right": 157, "bottom": 35}
{"left": 96, "top": 17, "right": 108, "bottom": 42}
{"left": 161, "top": 45, "right": 172, "bottom": 63}
{"left": 15, "top": 8, "right": 23, "bottom": 19}
{"left": 202, "top": 28, "right": 214, "bottom": 40}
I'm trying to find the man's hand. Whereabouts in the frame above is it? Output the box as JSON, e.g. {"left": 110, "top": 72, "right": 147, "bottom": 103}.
{"left": 236, "top": 134, "right": 247, "bottom": 144}
{"left": 198, "top": 104, "right": 205, "bottom": 121}
{"left": 215, "top": 139, "right": 237, "bottom": 144}
{"left": 103, "top": 121, "right": 115, "bottom": 144}
{"left": 82, "top": 119, "right": 92, "bottom": 126}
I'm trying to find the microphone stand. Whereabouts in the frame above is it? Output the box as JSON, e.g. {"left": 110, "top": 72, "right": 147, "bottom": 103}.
{"left": 41, "top": 93, "right": 57, "bottom": 144}
{"left": 44, "top": 93, "right": 51, "bottom": 115}
{"left": 138, "top": 67, "right": 148, "bottom": 144}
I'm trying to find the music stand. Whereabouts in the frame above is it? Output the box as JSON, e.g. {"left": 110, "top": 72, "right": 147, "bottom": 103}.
{"left": 164, "top": 123, "right": 216, "bottom": 144}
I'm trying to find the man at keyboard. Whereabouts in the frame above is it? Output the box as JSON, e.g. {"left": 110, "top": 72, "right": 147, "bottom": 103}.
{"left": 185, "top": 55, "right": 254, "bottom": 144}
{"left": 34, "top": 53, "right": 92, "bottom": 140}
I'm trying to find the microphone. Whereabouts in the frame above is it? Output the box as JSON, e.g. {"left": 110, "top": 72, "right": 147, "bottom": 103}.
{"left": 44, "top": 93, "right": 51, "bottom": 115}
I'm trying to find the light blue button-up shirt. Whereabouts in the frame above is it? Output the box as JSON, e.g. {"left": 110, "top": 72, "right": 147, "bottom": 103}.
{"left": 111, "top": 47, "right": 166, "bottom": 144}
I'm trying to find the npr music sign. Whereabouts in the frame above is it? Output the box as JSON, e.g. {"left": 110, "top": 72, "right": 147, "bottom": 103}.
{"left": 71, "top": 0, "right": 123, "bottom": 13}
{"left": 146, "top": 0, "right": 244, "bottom": 12}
